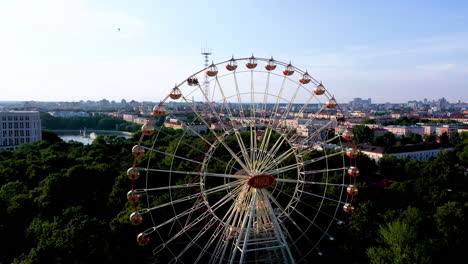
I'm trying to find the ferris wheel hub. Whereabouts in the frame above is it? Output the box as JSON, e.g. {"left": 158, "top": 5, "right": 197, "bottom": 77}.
{"left": 247, "top": 174, "right": 275, "bottom": 189}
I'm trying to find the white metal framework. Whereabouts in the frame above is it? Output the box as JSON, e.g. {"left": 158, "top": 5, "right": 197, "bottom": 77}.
{"left": 127, "top": 56, "right": 358, "bottom": 263}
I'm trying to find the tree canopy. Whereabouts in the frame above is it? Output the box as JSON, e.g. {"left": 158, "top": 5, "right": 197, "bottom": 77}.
{"left": 0, "top": 131, "right": 466, "bottom": 263}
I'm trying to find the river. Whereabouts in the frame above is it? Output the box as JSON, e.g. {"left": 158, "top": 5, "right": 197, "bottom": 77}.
{"left": 55, "top": 130, "right": 132, "bottom": 145}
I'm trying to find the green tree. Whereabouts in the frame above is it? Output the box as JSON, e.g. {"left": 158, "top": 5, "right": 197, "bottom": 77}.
{"left": 367, "top": 220, "right": 430, "bottom": 264}
{"left": 372, "top": 132, "right": 396, "bottom": 147}
{"left": 439, "top": 132, "right": 449, "bottom": 146}
{"left": 424, "top": 134, "right": 437, "bottom": 143}
{"left": 361, "top": 118, "right": 376, "bottom": 124}
{"left": 408, "top": 132, "right": 423, "bottom": 144}
{"left": 352, "top": 125, "right": 374, "bottom": 144}
{"left": 434, "top": 201, "right": 464, "bottom": 248}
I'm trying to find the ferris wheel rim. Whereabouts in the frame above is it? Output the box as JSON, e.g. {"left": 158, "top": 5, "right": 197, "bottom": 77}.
{"left": 128, "top": 55, "right": 359, "bottom": 263}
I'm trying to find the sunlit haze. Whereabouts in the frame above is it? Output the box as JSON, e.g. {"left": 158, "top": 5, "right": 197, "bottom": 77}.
{"left": 1, "top": 0, "right": 467, "bottom": 103}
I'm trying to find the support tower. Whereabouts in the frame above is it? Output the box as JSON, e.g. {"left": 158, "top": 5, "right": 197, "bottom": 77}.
{"left": 201, "top": 48, "right": 212, "bottom": 99}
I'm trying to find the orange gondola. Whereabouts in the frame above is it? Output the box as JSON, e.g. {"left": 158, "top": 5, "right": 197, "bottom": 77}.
{"left": 347, "top": 166, "right": 360, "bottom": 177}
{"left": 347, "top": 185, "right": 359, "bottom": 196}
{"left": 246, "top": 55, "right": 257, "bottom": 69}
{"left": 226, "top": 57, "right": 238, "bottom": 71}
{"left": 314, "top": 83, "right": 326, "bottom": 95}
{"left": 169, "top": 86, "right": 182, "bottom": 99}
{"left": 283, "top": 63, "right": 294, "bottom": 76}
{"left": 141, "top": 123, "right": 155, "bottom": 136}
{"left": 137, "top": 233, "right": 150, "bottom": 246}
{"left": 206, "top": 63, "right": 218, "bottom": 77}
{"left": 326, "top": 97, "right": 337, "bottom": 108}
{"left": 153, "top": 105, "right": 166, "bottom": 116}
{"left": 265, "top": 57, "right": 276, "bottom": 71}
{"left": 343, "top": 203, "right": 355, "bottom": 213}
{"left": 299, "top": 72, "right": 311, "bottom": 84}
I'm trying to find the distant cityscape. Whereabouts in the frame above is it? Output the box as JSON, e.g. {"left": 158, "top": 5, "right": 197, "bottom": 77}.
{"left": 1, "top": 96, "right": 466, "bottom": 115}
{"left": 1, "top": 97, "right": 466, "bottom": 160}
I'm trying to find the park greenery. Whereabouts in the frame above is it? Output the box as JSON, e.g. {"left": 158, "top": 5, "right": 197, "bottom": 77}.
{"left": 0, "top": 128, "right": 466, "bottom": 263}
{"left": 40, "top": 112, "right": 142, "bottom": 132}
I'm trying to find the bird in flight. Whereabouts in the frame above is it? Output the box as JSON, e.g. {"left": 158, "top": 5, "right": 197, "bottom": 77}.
{"left": 117, "top": 28, "right": 120, "bottom": 32}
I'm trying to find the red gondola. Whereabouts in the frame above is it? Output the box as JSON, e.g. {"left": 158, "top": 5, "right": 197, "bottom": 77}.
{"left": 246, "top": 55, "right": 257, "bottom": 69}
{"left": 206, "top": 63, "right": 218, "bottom": 77}
{"left": 283, "top": 63, "right": 294, "bottom": 76}
{"left": 299, "top": 72, "right": 311, "bottom": 84}
{"left": 314, "top": 83, "right": 326, "bottom": 95}
{"left": 226, "top": 57, "right": 238, "bottom": 71}
{"left": 265, "top": 57, "right": 276, "bottom": 71}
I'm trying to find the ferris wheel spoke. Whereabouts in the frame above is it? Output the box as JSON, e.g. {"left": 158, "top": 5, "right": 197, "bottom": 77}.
{"left": 194, "top": 195, "right": 242, "bottom": 264}
{"left": 180, "top": 95, "right": 253, "bottom": 174}
{"left": 233, "top": 131, "right": 254, "bottom": 170}
{"left": 158, "top": 184, "right": 246, "bottom": 256}
{"left": 198, "top": 81, "right": 254, "bottom": 170}
{"left": 257, "top": 142, "right": 293, "bottom": 173}
{"left": 138, "top": 167, "right": 250, "bottom": 180}
{"left": 280, "top": 190, "right": 340, "bottom": 220}
{"left": 259, "top": 87, "right": 315, "bottom": 142}
{"left": 141, "top": 146, "right": 204, "bottom": 165}
{"left": 265, "top": 151, "right": 344, "bottom": 176}
{"left": 287, "top": 201, "right": 335, "bottom": 242}
{"left": 214, "top": 76, "right": 254, "bottom": 170}
{"left": 253, "top": 127, "right": 273, "bottom": 172}
{"left": 264, "top": 195, "right": 315, "bottom": 258}
{"left": 268, "top": 77, "right": 287, "bottom": 125}
{"left": 219, "top": 185, "right": 253, "bottom": 263}
{"left": 147, "top": 201, "right": 207, "bottom": 235}
{"left": 299, "top": 190, "right": 346, "bottom": 204}
{"left": 250, "top": 70, "right": 256, "bottom": 119}
{"left": 310, "top": 134, "right": 342, "bottom": 147}
{"left": 297, "top": 134, "right": 341, "bottom": 156}
{"left": 265, "top": 161, "right": 302, "bottom": 177}
{"left": 250, "top": 125, "right": 259, "bottom": 171}
{"left": 259, "top": 189, "right": 296, "bottom": 264}
{"left": 264, "top": 190, "right": 310, "bottom": 240}
{"left": 276, "top": 83, "right": 301, "bottom": 127}
{"left": 302, "top": 150, "right": 344, "bottom": 165}
{"left": 302, "top": 166, "right": 345, "bottom": 176}
{"left": 138, "top": 180, "right": 244, "bottom": 214}
{"left": 132, "top": 183, "right": 201, "bottom": 194}
{"left": 194, "top": 83, "right": 235, "bottom": 138}
{"left": 274, "top": 177, "right": 346, "bottom": 186}
{"left": 255, "top": 132, "right": 287, "bottom": 172}
{"left": 296, "top": 119, "right": 335, "bottom": 144}
{"left": 230, "top": 189, "right": 258, "bottom": 264}
{"left": 288, "top": 104, "right": 328, "bottom": 142}
{"left": 260, "top": 147, "right": 297, "bottom": 174}
{"left": 261, "top": 71, "right": 271, "bottom": 122}
{"left": 173, "top": 217, "right": 219, "bottom": 262}
{"left": 156, "top": 127, "right": 239, "bottom": 170}
{"left": 296, "top": 92, "right": 316, "bottom": 117}
{"left": 232, "top": 72, "right": 246, "bottom": 119}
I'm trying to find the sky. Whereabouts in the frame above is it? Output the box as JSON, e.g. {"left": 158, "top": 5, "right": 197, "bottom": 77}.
{"left": 0, "top": 0, "right": 467, "bottom": 103}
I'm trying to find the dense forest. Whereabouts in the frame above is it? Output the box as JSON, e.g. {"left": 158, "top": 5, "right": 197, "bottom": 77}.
{"left": 0, "top": 129, "right": 466, "bottom": 263}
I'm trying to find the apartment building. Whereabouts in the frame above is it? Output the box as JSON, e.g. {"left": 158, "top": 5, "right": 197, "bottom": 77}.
{"left": 0, "top": 111, "right": 42, "bottom": 150}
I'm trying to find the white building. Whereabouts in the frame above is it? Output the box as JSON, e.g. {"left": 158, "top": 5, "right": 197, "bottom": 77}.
{"left": 383, "top": 125, "right": 424, "bottom": 137}
{"left": 0, "top": 111, "right": 42, "bottom": 150}
{"left": 358, "top": 144, "right": 454, "bottom": 161}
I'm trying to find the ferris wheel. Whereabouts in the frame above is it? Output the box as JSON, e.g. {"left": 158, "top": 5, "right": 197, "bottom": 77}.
{"left": 126, "top": 56, "right": 359, "bottom": 263}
